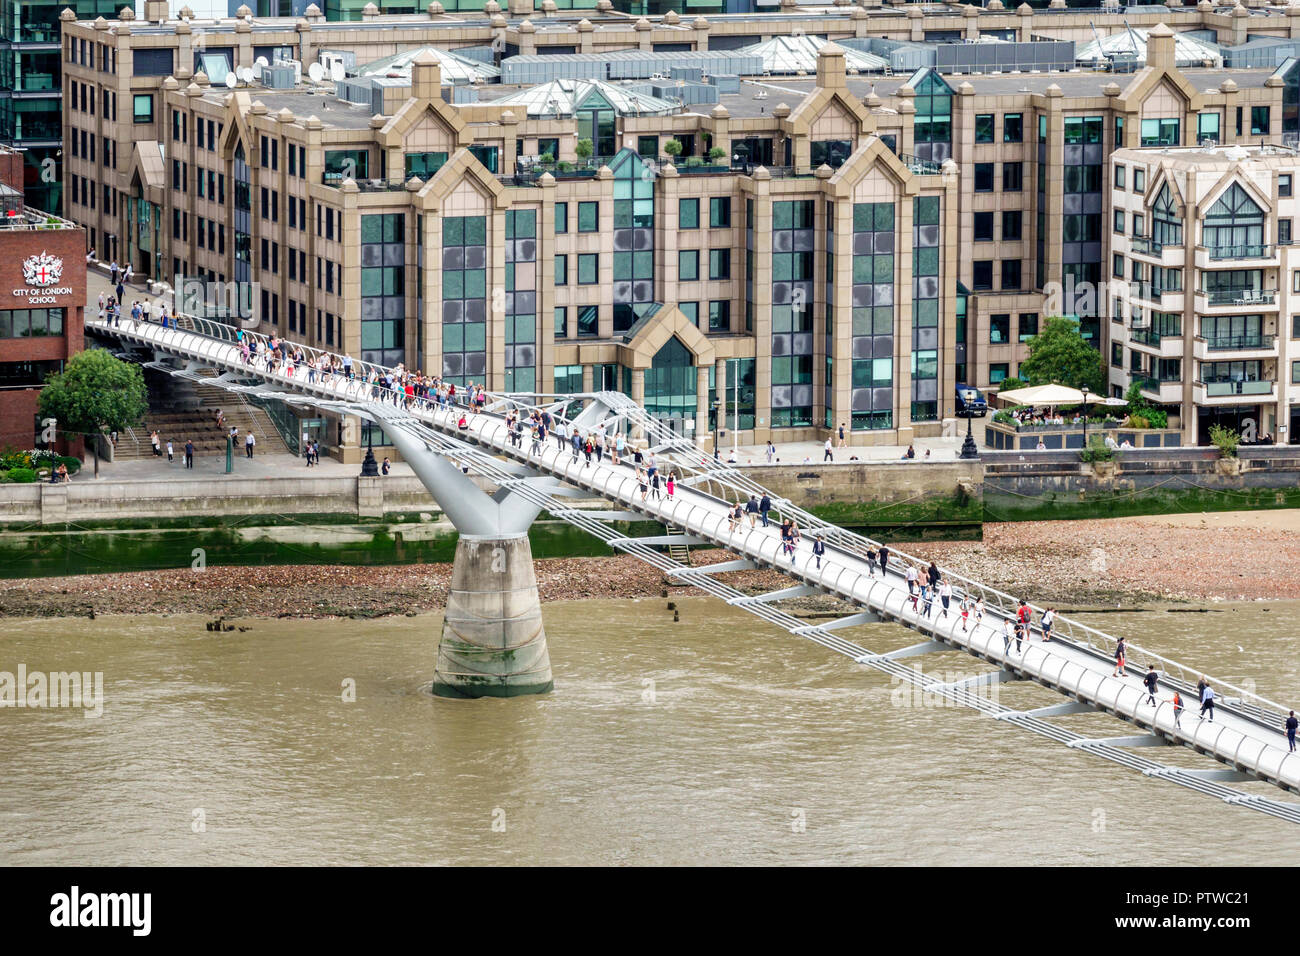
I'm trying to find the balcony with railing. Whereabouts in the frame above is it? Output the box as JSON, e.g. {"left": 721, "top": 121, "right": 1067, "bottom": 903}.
{"left": 1200, "top": 288, "right": 1277, "bottom": 307}
{"left": 1199, "top": 333, "right": 1276, "bottom": 352}
{"left": 1207, "top": 243, "right": 1273, "bottom": 260}
{"left": 1132, "top": 373, "right": 1183, "bottom": 404}
{"left": 899, "top": 154, "right": 944, "bottom": 175}
{"left": 1197, "top": 243, "right": 1279, "bottom": 269}
{"left": 1130, "top": 324, "right": 1181, "bottom": 348}
{"left": 1196, "top": 378, "right": 1275, "bottom": 400}
{"left": 1130, "top": 281, "right": 1183, "bottom": 306}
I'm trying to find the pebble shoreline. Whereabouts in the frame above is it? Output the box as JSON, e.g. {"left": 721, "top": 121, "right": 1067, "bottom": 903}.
{"left": 0, "top": 514, "right": 1294, "bottom": 619}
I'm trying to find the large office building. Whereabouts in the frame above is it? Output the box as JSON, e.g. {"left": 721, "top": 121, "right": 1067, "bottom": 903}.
{"left": 59, "top": 3, "right": 1300, "bottom": 452}
{"left": 1, "top": 0, "right": 121, "bottom": 213}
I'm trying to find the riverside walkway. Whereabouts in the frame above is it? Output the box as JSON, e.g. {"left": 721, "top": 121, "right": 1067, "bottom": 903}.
{"left": 88, "top": 312, "right": 1300, "bottom": 824}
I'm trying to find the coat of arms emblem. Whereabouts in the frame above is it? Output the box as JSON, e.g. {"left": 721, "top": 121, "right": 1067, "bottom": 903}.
{"left": 22, "top": 252, "right": 63, "bottom": 288}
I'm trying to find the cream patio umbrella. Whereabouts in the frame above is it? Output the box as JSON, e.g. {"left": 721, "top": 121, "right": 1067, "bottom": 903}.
{"left": 995, "top": 383, "right": 1086, "bottom": 407}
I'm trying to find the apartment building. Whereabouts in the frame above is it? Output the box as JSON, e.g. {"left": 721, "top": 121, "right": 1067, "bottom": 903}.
{"left": 1110, "top": 141, "right": 1300, "bottom": 446}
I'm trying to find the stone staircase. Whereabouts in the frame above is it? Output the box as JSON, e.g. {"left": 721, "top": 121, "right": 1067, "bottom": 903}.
{"left": 112, "top": 368, "right": 291, "bottom": 461}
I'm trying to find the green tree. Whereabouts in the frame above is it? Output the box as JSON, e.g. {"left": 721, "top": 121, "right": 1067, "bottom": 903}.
{"left": 996, "top": 376, "right": 1027, "bottom": 392}
{"left": 707, "top": 146, "right": 727, "bottom": 163}
{"left": 37, "top": 349, "right": 147, "bottom": 479}
{"left": 575, "top": 138, "right": 594, "bottom": 163}
{"left": 1018, "top": 316, "right": 1105, "bottom": 393}
{"left": 663, "top": 138, "right": 683, "bottom": 159}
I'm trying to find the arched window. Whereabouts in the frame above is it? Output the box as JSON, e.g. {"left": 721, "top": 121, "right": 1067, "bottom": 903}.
{"left": 644, "top": 336, "right": 696, "bottom": 427}
{"left": 1203, "top": 183, "right": 1264, "bottom": 257}
{"left": 1152, "top": 183, "right": 1182, "bottom": 248}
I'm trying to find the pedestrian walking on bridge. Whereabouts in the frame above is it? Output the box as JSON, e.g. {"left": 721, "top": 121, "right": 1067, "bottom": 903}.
{"left": 1143, "top": 666, "right": 1159, "bottom": 706}
{"left": 1199, "top": 680, "right": 1215, "bottom": 723}
{"left": 1287, "top": 711, "right": 1298, "bottom": 752}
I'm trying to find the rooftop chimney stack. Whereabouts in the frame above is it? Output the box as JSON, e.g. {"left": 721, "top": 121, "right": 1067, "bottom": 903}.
{"left": 1146, "top": 23, "right": 1176, "bottom": 71}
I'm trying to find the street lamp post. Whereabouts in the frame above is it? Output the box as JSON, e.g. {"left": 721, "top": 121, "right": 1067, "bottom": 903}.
{"left": 1081, "top": 385, "right": 1091, "bottom": 449}
{"left": 711, "top": 398, "right": 721, "bottom": 460}
{"left": 360, "top": 430, "right": 379, "bottom": 477}
{"left": 959, "top": 409, "right": 979, "bottom": 459}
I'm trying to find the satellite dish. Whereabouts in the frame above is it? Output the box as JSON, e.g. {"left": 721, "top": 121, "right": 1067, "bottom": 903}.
{"left": 238, "top": 67, "right": 254, "bottom": 84}
{"left": 255, "top": 55, "right": 269, "bottom": 67}
{"left": 308, "top": 62, "right": 324, "bottom": 83}
{"left": 329, "top": 62, "right": 344, "bottom": 82}
{"left": 225, "top": 72, "right": 237, "bottom": 89}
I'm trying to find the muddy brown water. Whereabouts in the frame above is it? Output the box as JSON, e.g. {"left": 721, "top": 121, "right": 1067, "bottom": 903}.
{"left": 1, "top": 598, "right": 1297, "bottom": 865}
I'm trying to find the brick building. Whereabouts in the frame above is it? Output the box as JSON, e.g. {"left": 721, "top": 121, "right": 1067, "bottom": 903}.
{"left": 0, "top": 145, "right": 86, "bottom": 451}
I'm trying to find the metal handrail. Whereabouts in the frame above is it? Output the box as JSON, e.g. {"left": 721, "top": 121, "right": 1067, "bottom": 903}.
{"left": 86, "top": 312, "right": 1298, "bottom": 730}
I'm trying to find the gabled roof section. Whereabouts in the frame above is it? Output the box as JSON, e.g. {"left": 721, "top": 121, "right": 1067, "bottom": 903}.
{"left": 785, "top": 83, "right": 873, "bottom": 139}
{"left": 1116, "top": 64, "right": 1205, "bottom": 114}
{"left": 217, "top": 91, "right": 256, "bottom": 158}
{"left": 128, "top": 140, "right": 166, "bottom": 199}
{"left": 379, "top": 95, "right": 468, "bottom": 151}
{"left": 414, "top": 147, "right": 507, "bottom": 212}
{"left": 1145, "top": 164, "right": 1185, "bottom": 213}
{"left": 827, "top": 134, "right": 920, "bottom": 197}
{"left": 905, "top": 67, "right": 952, "bottom": 95}
{"left": 619, "top": 305, "right": 715, "bottom": 369}
{"left": 1201, "top": 177, "right": 1269, "bottom": 220}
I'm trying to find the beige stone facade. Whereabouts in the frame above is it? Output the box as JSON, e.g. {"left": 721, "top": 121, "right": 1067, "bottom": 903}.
{"left": 59, "top": 6, "right": 1300, "bottom": 452}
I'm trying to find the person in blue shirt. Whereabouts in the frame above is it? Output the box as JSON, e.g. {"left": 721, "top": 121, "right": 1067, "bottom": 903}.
{"left": 1199, "top": 680, "right": 1215, "bottom": 722}
{"left": 1287, "top": 711, "right": 1298, "bottom": 752}
{"left": 812, "top": 535, "right": 825, "bottom": 570}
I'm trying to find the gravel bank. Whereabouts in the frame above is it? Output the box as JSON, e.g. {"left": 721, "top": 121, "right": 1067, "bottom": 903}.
{"left": 1, "top": 510, "right": 1293, "bottom": 619}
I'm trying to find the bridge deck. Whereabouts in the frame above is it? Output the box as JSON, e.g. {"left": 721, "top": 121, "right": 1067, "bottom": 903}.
{"left": 88, "top": 316, "right": 1300, "bottom": 815}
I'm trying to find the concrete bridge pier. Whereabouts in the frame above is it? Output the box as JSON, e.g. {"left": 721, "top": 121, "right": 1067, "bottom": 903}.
{"left": 431, "top": 532, "right": 553, "bottom": 698}
{"left": 381, "top": 421, "right": 560, "bottom": 698}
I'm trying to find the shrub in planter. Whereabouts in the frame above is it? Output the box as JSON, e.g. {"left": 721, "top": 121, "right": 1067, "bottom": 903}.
{"left": 1209, "top": 424, "right": 1240, "bottom": 459}
{"left": 6, "top": 467, "right": 37, "bottom": 483}
{"left": 0, "top": 448, "right": 32, "bottom": 471}
{"left": 1079, "top": 436, "right": 1117, "bottom": 463}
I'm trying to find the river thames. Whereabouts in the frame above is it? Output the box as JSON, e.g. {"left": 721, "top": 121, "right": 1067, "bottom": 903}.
{"left": 1, "top": 597, "right": 1297, "bottom": 865}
